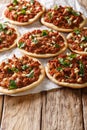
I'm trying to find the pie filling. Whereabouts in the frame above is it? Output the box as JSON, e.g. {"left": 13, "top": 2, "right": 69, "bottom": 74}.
{"left": 67, "top": 28, "right": 87, "bottom": 52}
{"left": 0, "top": 55, "right": 42, "bottom": 89}
{"left": 47, "top": 53, "right": 87, "bottom": 84}
{"left": 0, "top": 23, "right": 17, "bottom": 49}
{"left": 43, "top": 5, "right": 84, "bottom": 29}
{"left": 4, "top": 0, "right": 43, "bottom": 22}
{"left": 18, "top": 29, "right": 66, "bottom": 54}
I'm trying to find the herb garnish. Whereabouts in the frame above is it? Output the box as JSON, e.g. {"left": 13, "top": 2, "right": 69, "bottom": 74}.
{"left": 9, "top": 80, "right": 17, "bottom": 89}
{"left": 7, "top": 67, "right": 19, "bottom": 73}
{"left": 22, "top": 64, "right": 29, "bottom": 70}
{"left": 78, "top": 61, "right": 84, "bottom": 77}
{"left": 55, "top": 43, "right": 60, "bottom": 48}
{"left": 26, "top": 70, "right": 34, "bottom": 78}
{"left": 66, "top": 7, "right": 80, "bottom": 16}
{"left": 18, "top": 42, "right": 25, "bottom": 48}
{"left": 54, "top": 5, "right": 58, "bottom": 10}
{"left": 0, "top": 24, "right": 7, "bottom": 32}
{"left": 81, "top": 36, "right": 87, "bottom": 42}
{"left": 30, "top": 0, "right": 34, "bottom": 4}
{"left": 48, "top": 12, "right": 53, "bottom": 19}
{"left": 13, "top": 0, "right": 18, "bottom": 5}
{"left": 56, "top": 67, "right": 63, "bottom": 71}
{"left": 21, "top": 9, "right": 26, "bottom": 15}
{"left": 42, "top": 30, "right": 48, "bottom": 36}
{"left": 74, "top": 29, "right": 80, "bottom": 35}
{"left": 58, "top": 58, "right": 70, "bottom": 67}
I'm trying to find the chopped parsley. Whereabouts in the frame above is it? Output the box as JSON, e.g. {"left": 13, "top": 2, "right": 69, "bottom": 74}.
{"left": 56, "top": 66, "right": 63, "bottom": 71}
{"left": 58, "top": 58, "right": 71, "bottom": 67}
{"left": 13, "top": 0, "right": 18, "bottom": 5}
{"left": 54, "top": 5, "right": 58, "bottom": 10}
{"left": 78, "top": 61, "right": 84, "bottom": 77}
{"left": 54, "top": 43, "right": 60, "bottom": 48}
{"left": 66, "top": 7, "right": 80, "bottom": 16}
{"left": 30, "top": 0, "right": 34, "bottom": 4}
{"left": 31, "top": 35, "right": 38, "bottom": 44}
{"left": 22, "top": 64, "right": 29, "bottom": 70}
{"left": 42, "top": 30, "right": 48, "bottom": 36}
{"left": 9, "top": 6, "right": 13, "bottom": 11}
{"left": 32, "top": 38, "right": 38, "bottom": 44}
{"left": 7, "top": 68, "right": 13, "bottom": 73}
{"left": 7, "top": 67, "right": 19, "bottom": 73}
{"left": 48, "top": 12, "right": 53, "bottom": 19}
{"left": 68, "top": 53, "right": 76, "bottom": 59}
{"left": 9, "top": 80, "right": 17, "bottom": 89}
{"left": 21, "top": 9, "right": 26, "bottom": 15}
{"left": 81, "top": 36, "right": 87, "bottom": 42}
{"left": 74, "top": 29, "right": 80, "bottom": 35}
{"left": 11, "top": 67, "right": 19, "bottom": 72}
{"left": 0, "top": 23, "right": 7, "bottom": 32}
{"left": 18, "top": 42, "right": 25, "bottom": 48}
{"left": 26, "top": 70, "right": 34, "bottom": 78}
{"left": 64, "top": 16, "right": 72, "bottom": 25}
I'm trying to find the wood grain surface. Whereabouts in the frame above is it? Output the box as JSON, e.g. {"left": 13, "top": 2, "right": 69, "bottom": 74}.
{"left": 0, "top": 96, "right": 3, "bottom": 124}
{"left": 0, "top": 0, "right": 87, "bottom": 130}
{"left": 1, "top": 89, "right": 85, "bottom": 130}
{"left": 1, "top": 94, "right": 42, "bottom": 130}
{"left": 82, "top": 89, "right": 87, "bottom": 130}
{"left": 42, "top": 89, "right": 83, "bottom": 130}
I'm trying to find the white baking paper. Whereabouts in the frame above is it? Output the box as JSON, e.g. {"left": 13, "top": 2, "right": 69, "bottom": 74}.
{"left": 0, "top": 0, "right": 87, "bottom": 96}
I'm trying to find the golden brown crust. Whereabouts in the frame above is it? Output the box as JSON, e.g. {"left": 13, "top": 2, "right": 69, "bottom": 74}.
{"left": 0, "top": 56, "right": 45, "bottom": 94}
{"left": 41, "top": 15, "right": 87, "bottom": 32}
{"left": 45, "top": 63, "right": 87, "bottom": 88}
{"left": 67, "top": 27, "right": 87, "bottom": 55}
{"left": 0, "top": 23, "right": 20, "bottom": 52}
{"left": 17, "top": 32, "right": 67, "bottom": 58}
{"left": 3, "top": 6, "right": 45, "bottom": 26}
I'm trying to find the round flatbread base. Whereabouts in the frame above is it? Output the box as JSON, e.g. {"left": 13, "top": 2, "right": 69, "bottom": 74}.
{"left": 67, "top": 27, "right": 87, "bottom": 55}
{"left": 0, "top": 56, "right": 45, "bottom": 94}
{"left": 17, "top": 33, "right": 67, "bottom": 58}
{"left": 3, "top": 7, "right": 45, "bottom": 26}
{"left": 45, "top": 64, "right": 87, "bottom": 89}
{"left": 41, "top": 15, "right": 87, "bottom": 32}
{"left": 0, "top": 23, "right": 20, "bottom": 52}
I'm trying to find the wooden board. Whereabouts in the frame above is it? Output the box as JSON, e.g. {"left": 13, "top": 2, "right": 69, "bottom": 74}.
{"left": 0, "top": 0, "right": 87, "bottom": 130}
{"left": 1, "top": 94, "right": 42, "bottom": 130}
{"left": 82, "top": 88, "right": 87, "bottom": 130}
{"left": 0, "top": 96, "right": 3, "bottom": 124}
{"left": 41, "top": 89, "right": 83, "bottom": 130}
{"left": 1, "top": 89, "right": 84, "bottom": 130}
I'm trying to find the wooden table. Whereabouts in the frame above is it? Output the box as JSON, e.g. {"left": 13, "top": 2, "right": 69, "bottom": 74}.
{"left": 0, "top": 0, "right": 87, "bottom": 130}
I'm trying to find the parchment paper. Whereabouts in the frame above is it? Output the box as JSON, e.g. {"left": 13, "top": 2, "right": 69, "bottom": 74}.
{"left": 0, "top": 0, "right": 87, "bottom": 96}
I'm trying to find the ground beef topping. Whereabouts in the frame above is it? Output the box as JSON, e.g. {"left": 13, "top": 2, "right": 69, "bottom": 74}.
{"left": 4, "top": 0, "right": 43, "bottom": 22}
{"left": 44, "top": 5, "right": 84, "bottom": 29}
{"left": 18, "top": 29, "right": 65, "bottom": 54}
{"left": 0, "top": 55, "right": 41, "bottom": 89}
{"left": 0, "top": 23, "right": 17, "bottom": 49}
{"left": 48, "top": 53, "right": 87, "bottom": 83}
{"left": 67, "top": 28, "right": 87, "bottom": 52}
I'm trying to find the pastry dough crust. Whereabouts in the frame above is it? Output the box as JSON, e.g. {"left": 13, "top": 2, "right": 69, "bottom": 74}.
{"left": 3, "top": 7, "right": 45, "bottom": 26}
{"left": 0, "top": 23, "right": 19, "bottom": 52}
{"left": 17, "top": 32, "right": 67, "bottom": 58}
{"left": 41, "top": 15, "right": 87, "bottom": 32}
{"left": 0, "top": 56, "right": 45, "bottom": 94}
{"left": 67, "top": 27, "right": 87, "bottom": 54}
{"left": 45, "top": 64, "right": 87, "bottom": 88}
